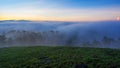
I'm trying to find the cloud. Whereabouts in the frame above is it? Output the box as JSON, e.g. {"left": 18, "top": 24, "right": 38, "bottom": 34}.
{"left": 0, "top": 21, "right": 120, "bottom": 48}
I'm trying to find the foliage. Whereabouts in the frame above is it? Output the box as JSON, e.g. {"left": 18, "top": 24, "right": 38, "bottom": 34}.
{"left": 0, "top": 46, "right": 120, "bottom": 68}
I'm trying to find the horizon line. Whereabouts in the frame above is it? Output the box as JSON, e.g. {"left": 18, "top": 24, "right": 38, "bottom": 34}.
{"left": 0, "top": 19, "right": 119, "bottom": 22}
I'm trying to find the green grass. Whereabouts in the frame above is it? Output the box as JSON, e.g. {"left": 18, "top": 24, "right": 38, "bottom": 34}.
{"left": 0, "top": 46, "right": 120, "bottom": 68}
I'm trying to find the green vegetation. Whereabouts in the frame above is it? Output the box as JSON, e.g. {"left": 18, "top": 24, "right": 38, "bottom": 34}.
{"left": 0, "top": 46, "right": 120, "bottom": 68}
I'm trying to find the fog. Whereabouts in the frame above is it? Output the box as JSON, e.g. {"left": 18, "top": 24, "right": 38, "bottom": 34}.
{"left": 0, "top": 20, "right": 120, "bottom": 48}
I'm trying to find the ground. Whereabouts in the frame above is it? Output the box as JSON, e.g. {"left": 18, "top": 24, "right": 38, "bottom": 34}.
{"left": 0, "top": 46, "right": 120, "bottom": 68}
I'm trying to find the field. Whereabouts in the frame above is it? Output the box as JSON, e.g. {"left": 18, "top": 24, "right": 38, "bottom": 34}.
{"left": 0, "top": 46, "right": 120, "bottom": 68}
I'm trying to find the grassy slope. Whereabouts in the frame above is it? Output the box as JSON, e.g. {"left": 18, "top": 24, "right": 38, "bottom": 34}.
{"left": 0, "top": 46, "right": 120, "bottom": 68}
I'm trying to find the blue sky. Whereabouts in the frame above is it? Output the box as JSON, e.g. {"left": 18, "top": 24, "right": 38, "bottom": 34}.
{"left": 0, "top": 0, "right": 120, "bottom": 21}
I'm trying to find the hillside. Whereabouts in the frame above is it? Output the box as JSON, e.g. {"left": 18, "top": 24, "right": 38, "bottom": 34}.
{"left": 0, "top": 46, "right": 120, "bottom": 68}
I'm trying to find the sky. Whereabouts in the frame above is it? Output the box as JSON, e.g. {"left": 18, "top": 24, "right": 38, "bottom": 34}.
{"left": 0, "top": 0, "right": 120, "bottom": 21}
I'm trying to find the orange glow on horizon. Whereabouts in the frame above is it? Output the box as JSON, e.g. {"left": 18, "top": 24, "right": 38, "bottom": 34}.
{"left": 0, "top": 16, "right": 114, "bottom": 22}
{"left": 116, "top": 17, "right": 120, "bottom": 21}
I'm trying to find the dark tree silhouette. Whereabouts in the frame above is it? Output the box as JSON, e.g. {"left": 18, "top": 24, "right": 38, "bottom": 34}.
{"left": 0, "top": 35, "right": 6, "bottom": 43}
{"left": 102, "top": 36, "right": 114, "bottom": 44}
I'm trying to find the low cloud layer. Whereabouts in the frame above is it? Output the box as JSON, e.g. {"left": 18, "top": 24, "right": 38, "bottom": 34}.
{"left": 0, "top": 20, "right": 120, "bottom": 48}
